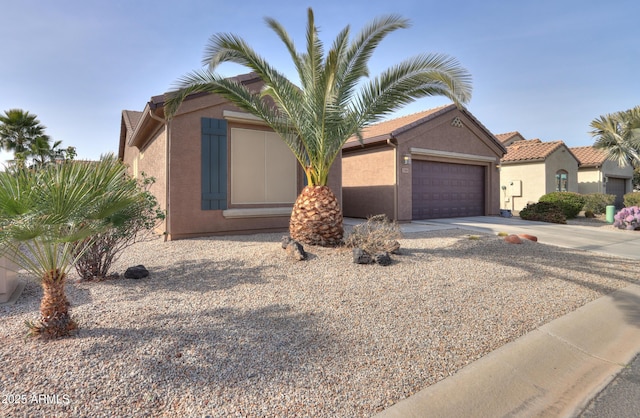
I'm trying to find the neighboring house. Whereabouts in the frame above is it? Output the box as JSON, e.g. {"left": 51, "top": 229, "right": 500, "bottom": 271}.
{"left": 570, "top": 146, "right": 633, "bottom": 208}
{"left": 118, "top": 72, "right": 341, "bottom": 240}
{"left": 341, "top": 104, "right": 506, "bottom": 220}
{"left": 498, "top": 136, "right": 579, "bottom": 212}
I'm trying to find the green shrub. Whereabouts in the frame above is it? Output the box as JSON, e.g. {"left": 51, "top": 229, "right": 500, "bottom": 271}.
{"left": 519, "top": 201, "right": 567, "bottom": 224}
{"left": 624, "top": 192, "right": 640, "bottom": 207}
{"left": 582, "top": 193, "right": 615, "bottom": 214}
{"left": 539, "top": 192, "right": 585, "bottom": 219}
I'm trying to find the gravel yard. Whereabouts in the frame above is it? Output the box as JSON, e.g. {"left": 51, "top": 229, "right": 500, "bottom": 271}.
{"left": 1, "top": 226, "right": 638, "bottom": 417}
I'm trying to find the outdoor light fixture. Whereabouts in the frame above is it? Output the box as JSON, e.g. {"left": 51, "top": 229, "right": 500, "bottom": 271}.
{"left": 403, "top": 154, "right": 411, "bottom": 165}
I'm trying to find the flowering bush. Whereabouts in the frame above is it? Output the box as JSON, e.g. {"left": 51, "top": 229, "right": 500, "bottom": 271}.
{"left": 613, "top": 206, "right": 640, "bottom": 230}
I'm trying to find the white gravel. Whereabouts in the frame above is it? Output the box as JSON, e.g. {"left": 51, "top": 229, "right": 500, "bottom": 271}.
{"left": 1, "top": 227, "right": 638, "bottom": 417}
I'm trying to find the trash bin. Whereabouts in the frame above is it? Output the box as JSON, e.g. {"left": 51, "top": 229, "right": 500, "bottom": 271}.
{"left": 605, "top": 205, "right": 615, "bottom": 223}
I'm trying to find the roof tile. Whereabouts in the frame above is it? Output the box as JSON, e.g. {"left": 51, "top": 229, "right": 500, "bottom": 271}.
{"left": 501, "top": 139, "right": 565, "bottom": 162}
{"left": 570, "top": 146, "right": 608, "bottom": 167}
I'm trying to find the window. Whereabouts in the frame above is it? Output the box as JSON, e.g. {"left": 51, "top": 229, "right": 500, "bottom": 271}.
{"left": 230, "top": 128, "right": 297, "bottom": 204}
{"left": 555, "top": 170, "right": 568, "bottom": 192}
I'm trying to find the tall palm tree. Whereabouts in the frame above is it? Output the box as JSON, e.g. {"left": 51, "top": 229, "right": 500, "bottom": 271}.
{"left": 590, "top": 105, "right": 640, "bottom": 167}
{"left": 30, "top": 137, "right": 63, "bottom": 168}
{"left": 0, "top": 155, "right": 143, "bottom": 339}
{"left": 165, "top": 8, "right": 472, "bottom": 246}
{"left": 0, "top": 109, "right": 49, "bottom": 164}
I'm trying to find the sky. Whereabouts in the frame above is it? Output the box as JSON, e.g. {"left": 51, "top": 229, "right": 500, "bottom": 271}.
{"left": 1, "top": 0, "right": 638, "bottom": 164}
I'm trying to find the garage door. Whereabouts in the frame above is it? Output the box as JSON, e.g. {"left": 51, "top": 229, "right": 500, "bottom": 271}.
{"left": 606, "top": 177, "right": 626, "bottom": 208}
{"left": 412, "top": 161, "right": 485, "bottom": 219}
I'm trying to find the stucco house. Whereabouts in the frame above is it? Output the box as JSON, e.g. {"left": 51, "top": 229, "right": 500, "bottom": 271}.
{"left": 570, "top": 146, "right": 633, "bottom": 208}
{"left": 497, "top": 134, "right": 579, "bottom": 212}
{"left": 342, "top": 104, "right": 506, "bottom": 220}
{"left": 118, "top": 72, "right": 341, "bottom": 240}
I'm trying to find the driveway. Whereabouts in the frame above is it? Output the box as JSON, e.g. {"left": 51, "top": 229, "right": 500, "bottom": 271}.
{"left": 411, "top": 216, "right": 640, "bottom": 260}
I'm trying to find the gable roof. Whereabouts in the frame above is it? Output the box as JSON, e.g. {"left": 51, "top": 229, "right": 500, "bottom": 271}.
{"left": 343, "top": 103, "right": 506, "bottom": 154}
{"left": 570, "top": 146, "right": 609, "bottom": 167}
{"left": 501, "top": 139, "right": 575, "bottom": 163}
{"left": 495, "top": 131, "right": 522, "bottom": 144}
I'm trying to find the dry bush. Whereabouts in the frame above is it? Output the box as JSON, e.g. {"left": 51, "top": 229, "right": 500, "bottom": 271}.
{"left": 344, "top": 214, "right": 402, "bottom": 254}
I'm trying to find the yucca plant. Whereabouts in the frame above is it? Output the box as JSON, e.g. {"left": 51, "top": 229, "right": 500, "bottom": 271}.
{"left": 164, "top": 8, "right": 472, "bottom": 246}
{"left": 0, "top": 155, "right": 143, "bottom": 338}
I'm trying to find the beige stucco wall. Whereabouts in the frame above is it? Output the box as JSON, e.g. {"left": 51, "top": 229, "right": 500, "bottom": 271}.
{"left": 342, "top": 146, "right": 396, "bottom": 219}
{"left": 578, "top": 160, "right": 633, "bottom": 195}
{"left": 394, "top": 109, "right": 503, "bottom": 221}
{"left": 500, "top": 147, "right": 579, "bottom": 212}
{"left": 500, "top": 162, "right": 546, "bottom": 211}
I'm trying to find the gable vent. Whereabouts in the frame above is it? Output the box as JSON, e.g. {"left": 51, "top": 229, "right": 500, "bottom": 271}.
{"left": 451, "top": 117, "right": 464, "bottom": 128}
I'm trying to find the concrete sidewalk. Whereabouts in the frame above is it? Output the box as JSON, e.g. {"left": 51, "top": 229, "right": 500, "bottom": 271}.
{"left": 349, "top": 216, "right": 640, "bottom": 418}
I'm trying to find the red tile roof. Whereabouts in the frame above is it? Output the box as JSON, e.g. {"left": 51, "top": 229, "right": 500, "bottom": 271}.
{"left": 495, "top": 131, "right": 522, "bottom": 144}
{"left": 501, "top": 139, "right": 566, "bottom": 162}
{"left": 570, "top": 146, "right": 609, "bottom": 167}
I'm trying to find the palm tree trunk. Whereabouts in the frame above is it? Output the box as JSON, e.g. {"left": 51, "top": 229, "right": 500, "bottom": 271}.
{"left": 32, "top": 269, "right": 77, "bottom": 338}
{"left": 290, "top": 185, "right": 343, "bottom": 246}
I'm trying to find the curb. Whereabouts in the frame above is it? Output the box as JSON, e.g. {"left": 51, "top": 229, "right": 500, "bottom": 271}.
{"left": 375, "top": 284, "right": 640, "bottom": 418}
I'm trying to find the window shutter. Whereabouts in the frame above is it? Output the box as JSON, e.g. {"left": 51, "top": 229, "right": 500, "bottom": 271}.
{"left": 201, "top": 118, "right": 228, "bottom": 210}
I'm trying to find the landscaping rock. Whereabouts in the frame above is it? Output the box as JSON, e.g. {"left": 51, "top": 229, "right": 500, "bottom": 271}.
{"left": 518, "top": 234, "right": 538, "bottom": 242}
{"left": 387, "top": 240, "right": 401, "bottom": 254}
{"left": 353, "top": 248, "right": 372, "bottom": 264}
{"left": 286, "top": 240, "right": 307, "bottom": 261}
{"left": 124, "top": 265, "right": 149, "bottom": 279}
{"left": 281, "top": 235, "right": 292, "bottom": 249}
{"left": 373, "top": 252, "right": 392, "bottom": 266}
{"left": 504, "top": 235, "right": 523, "bottom": 244}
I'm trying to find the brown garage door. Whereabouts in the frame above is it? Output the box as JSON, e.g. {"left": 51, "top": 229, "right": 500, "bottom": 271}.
{"left": 606, "top": 177, "right": 627, "bottom": 208}
{"left": 412, "top": 160, "right": 485, "bottom": 219}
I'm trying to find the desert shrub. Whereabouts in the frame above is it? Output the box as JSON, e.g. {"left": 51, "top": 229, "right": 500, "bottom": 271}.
{"left": 538, "top": 192, "right": 585, "bottom": 219}
{"left": 584, "top": 210, "right": 595, "bottom": 218}
{"left": 613, "top": 206, "right": 640, "bottom": 230}
{"left": 73, "top": 172, "right": 165, "bottom": 280}
{"left": 344, "top": 214, "right": 402, "bottom": 254}
{"left": 623, "top": 192, "right": 640, "bottom": 208}
{"left": 519, "top": 201, "right": 567, "bottom": 224}
{"left": 582, "top": 193, "right": 615, "bottom": 214}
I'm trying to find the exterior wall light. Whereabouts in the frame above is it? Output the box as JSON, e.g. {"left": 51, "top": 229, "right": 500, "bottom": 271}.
{"left": 403, "top": 155, "right": 411, "bottom": 165}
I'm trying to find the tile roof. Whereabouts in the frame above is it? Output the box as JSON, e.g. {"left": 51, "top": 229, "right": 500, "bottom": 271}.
{"left": 501, "top": 139, "right": 566, "bottom": 163}
{"left": 495, "top": 131, "right": 522, "bottom": 144}
{"left": 570, "top": 146, "right": 609, "bottom": 167}
{"left": 360, "top": 105, "right": 453, "bottom": 141}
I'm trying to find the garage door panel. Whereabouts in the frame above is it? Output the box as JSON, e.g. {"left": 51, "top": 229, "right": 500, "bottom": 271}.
{"left": 412, "top": 161, "right": 485, "bottom": 219}
{"left": 606, "top": 177, "right": 626, "bottom": 208}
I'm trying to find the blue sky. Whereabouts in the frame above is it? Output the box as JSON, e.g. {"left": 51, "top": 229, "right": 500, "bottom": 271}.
{"left": 1, "top": 0, "right": 638, "bottom": 163}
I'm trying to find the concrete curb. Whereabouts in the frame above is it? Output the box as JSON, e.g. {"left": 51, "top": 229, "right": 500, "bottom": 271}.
{"left": 376, "top": 284, "right": 640, "bottom": 418}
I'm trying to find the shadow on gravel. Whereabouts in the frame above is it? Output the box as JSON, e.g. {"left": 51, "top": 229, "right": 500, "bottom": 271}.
{"left": 98, "top": 258, "right": 283, "bottom": 303}
{"left": 400, "top": 231, "right": 640, "bottom": 297}
{"left": 75, "top": 303, "right": 342, "bottom": 391}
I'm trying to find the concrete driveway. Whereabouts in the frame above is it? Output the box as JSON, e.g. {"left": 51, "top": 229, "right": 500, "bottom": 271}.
{"left": 411, "top": 216, "right": 640, "bottom": 260}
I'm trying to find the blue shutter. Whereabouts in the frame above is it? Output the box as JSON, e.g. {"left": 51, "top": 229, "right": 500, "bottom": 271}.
{"left": 201, "top": 118, "right": 228, "bottom": 210}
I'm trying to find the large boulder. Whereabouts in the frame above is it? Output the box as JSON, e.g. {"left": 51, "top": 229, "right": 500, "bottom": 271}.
{"left": 285, "top": 240, "right": 307, "bottom": 261}
{"left": 353, "top": 248, "right": 372, "bottom": 264}
{"left": 373, "top": 252, "right": 392, "bottom": 266}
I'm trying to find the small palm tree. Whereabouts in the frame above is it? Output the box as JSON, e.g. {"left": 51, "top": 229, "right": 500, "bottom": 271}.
{"left": 591, "top": 105, "right": 640, "bottom": 167}
{"left": 0, "top": 109, "right": 49, "bottom": 166}
{"left": 165, "top": 8, "right": 472, "bottom": 246}
{"left": 0, "top": 155, "right": 143, "bottom": 338}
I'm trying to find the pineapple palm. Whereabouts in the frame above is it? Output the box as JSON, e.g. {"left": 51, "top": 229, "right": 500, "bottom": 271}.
{"left": 165, "top": 8, "right": 472, "bottom": 246}
{"left": 0, "top": 155, "right": 143, "bottom": 338}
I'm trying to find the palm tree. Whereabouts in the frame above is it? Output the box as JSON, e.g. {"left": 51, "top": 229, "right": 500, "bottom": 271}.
{"left": 590, "top": 105, "right": 640, "bottom": 167}
{"left": 29, "top": 137, "right": 63, "bottom": 168}
{"left": 165, "top": 8, "right": 472, "bottom": 246}
{"left": 0, "top": 109, "right": 49, "bottom": 165}
{"left": 0, "top": 155, "right": 143, "bottom": 338}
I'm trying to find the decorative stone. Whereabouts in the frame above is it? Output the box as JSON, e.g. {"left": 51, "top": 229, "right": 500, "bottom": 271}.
{"left": 281, "top": 235, "right": 292, "bottom": 249}
{"left": 286, "top": 240, "right": 307, "bottom": 261}
{"left": 124, "top": 265, "right": 149, "bottom": 279}
{"left": 504, "top": 235, "right": 523, "bottom": 244}
{"left": 353, "top": 248, "right": 372, "bottom": 264}
{"left": 518, "top": 234, "right": 538, "bottom": 242}
{"left": 373, "top": 252, "right": 392, "bottom": 266}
